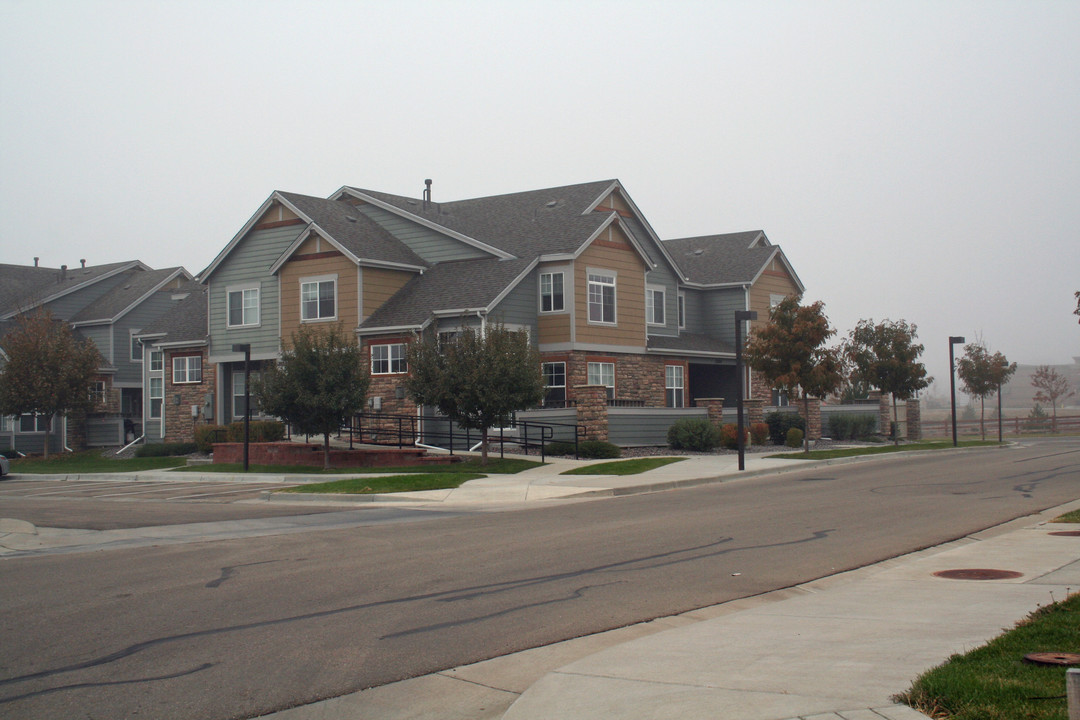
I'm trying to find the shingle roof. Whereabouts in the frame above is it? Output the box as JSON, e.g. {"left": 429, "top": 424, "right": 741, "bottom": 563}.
{"left": 138, "top": 281, "right": 207, "bottom": 345}
{"left": 359, "top": 257, "right": 535, "bottom": 330}
{"left": 648, "top": 332, "right": 735, "bottom": 355}
{"left": 346, "top": 180, "right": 617, "bottom": 258}
{"left": 69, "top": 267, "right": 187, "bottom": 323}
{"left": 277, "top": 192, "right": 426, "bottom": 269}
{"left": 0, "top": 261, "right": 136, "bottom": 317}
{"left": 663, "top": 232, "right": 775, "bottom": 285}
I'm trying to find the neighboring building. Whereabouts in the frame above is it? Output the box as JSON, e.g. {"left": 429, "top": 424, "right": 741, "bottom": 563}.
{"left": 197, "top": 179, "right": 804, "bottom": 426}
{"left": 0, "top": 259, "right": 192, "bottom": 453}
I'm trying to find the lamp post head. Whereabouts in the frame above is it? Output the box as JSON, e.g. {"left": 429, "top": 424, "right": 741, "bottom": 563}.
{"left": 949, "top": 336, "right": 966, "bottom": 345}
{"left": 735, "top": 310, "right": 758, "bottom": 322}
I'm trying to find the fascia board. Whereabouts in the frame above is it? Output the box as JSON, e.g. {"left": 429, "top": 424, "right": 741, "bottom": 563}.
{"left": 132, "top": 331, "right": 167, "bottom": 340}
{"left": 646, "top": 347, "right": 735, "bottom": 359}
{"left": 0, "top": 261, "right": 143, "bottom": 320}
{"left": 337, "top": 188, "right": 515, "bottom": 261}
{"left": 678, "top": 280, "right": 752, "bottom": 290}
{"left": 573, "top": 213, "right": 657, "bottom": 270}
{"left": 108, "top": 268, "right": 194, "bottom": 324}
{"left": 202, "top": 192, "right": 308, "bottom": 282}
{"left": 268, "top": 225, "right": 318, "bottom": 275}
{"left": 581, "top": 180, "right": 622, "bottom": 214}
{"left": 747, "top": 247, "right": 805, "bottom": 294}
{"left": 611, "top": 185, "right": 691, "bottom": 282}
{"left": 152, "top": 339, "right": 208, "bottom": 349}
{"left": 355, "top": 324, "right": 425, "bottom": 336}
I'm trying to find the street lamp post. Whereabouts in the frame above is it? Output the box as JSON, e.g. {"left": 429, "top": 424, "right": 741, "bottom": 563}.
{"left": 949, "top": 336, "right": 965, "bottom": 448}
{"left": 231, "top": 343, "right": 251, "bottom": 471}
{"left": 735, "top": 310, "right": 758, "bottom": 471}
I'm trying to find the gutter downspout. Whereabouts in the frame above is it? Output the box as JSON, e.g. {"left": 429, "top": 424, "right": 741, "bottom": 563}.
{"left": 118, "top": 434, "right": 144, "bottom": 456}
{"left": 63, "top": 416, "right": 73, "bottom": 453}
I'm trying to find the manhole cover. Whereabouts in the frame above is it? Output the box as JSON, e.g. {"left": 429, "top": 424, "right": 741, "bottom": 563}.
{"left": 932, "top": 568, "right": 1024, "bottom": 581}
{"left": 1049, "top": 530, "right": 1080, "bottom": 537}
{"left": 1024, "top": 652, "right": 1080, "bottom": 666}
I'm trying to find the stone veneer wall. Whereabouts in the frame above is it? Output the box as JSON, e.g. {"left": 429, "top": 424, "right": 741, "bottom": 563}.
{"left": 164, "top": 349, "right": 216, "bottom": 443}
{"left": 796, "top": 398, "right": 823, "bottom": 439}
{"left": 363, "top": 341, "right": 414, "bottom": 417}
{"left": 575, "top": 385, "right": 609, "bottom": 442}
{"left": 555, "top": 350, "right": 676, "bottom": 407}
{"left": 906, "top": 399, "right": 921, "bottom": 440}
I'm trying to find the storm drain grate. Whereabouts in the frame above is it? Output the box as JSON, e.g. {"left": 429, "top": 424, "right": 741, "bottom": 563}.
{"left": 932, "top": 568, "right": 1024, "bottom": 581}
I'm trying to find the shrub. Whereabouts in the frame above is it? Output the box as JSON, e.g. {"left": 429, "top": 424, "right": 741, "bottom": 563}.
{"left": 765, "top": 411, "right": 805, "bottom": 445}
{"left": 544, "top": 440, "right": 578, "bottom": 456}
{"left": 226, "top": 420, "right": 285, "bottom": 443}
{"left": 134, "top": 442, "right": 197, "bottom": 457}
{"left": 577, "top": 440, "right": 621, "bottom": 459}
{"left": 786, "top": 427, "right": 804, "bottom": 448}
{"left": 750, "top": 423, "right": 769, "bottom": 446}
{"left": 194, "top": 424, "right": 229, "bottom": 453}
{"left": 667, "top": 417, "right": 721, "bottom": 451}
{"left": 827, "top": 413, "right": 877, "bottom": 441}
{"left": 1026, "top": 403, "right": 1050, "bottom": 432}
{"left": 719, "top": 423, "right": 749, "bottom": 450}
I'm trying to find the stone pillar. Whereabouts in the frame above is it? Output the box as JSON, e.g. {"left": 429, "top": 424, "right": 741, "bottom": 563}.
{"left": 575, "top": 385, "right": 609, "bottom": 443}
{"left": 744, "top": 399, "right": 764, "bottom": 426}
{"left": 878, "top": 392, "right": 891, "bottom": 437}
{"left": 697, "top": 398, "right": 724, "bottom": 429}
{"left": 797, "top": 398, "right": 823, "bottom": 440}
{"left": 906, "top": 398, "right": 921, "bottom": 441}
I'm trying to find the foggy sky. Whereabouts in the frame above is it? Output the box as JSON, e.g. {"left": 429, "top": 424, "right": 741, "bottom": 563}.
{"left": 2, "top": 0, "right": 1077, "bottom": 390}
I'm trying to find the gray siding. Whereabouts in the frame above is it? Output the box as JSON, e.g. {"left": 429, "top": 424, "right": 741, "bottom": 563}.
{"left": 515, "top": 408, "right": 578, "bottom": 443}
{"left": 701, "top": 288, "right": 746, "bottom": 345}
{"left": 608, "top": 407, "right": 707, "bottom": 446}
{"left": 358, "top": 204, "right": 490, "bottom": 263}
{"left": 144, "top": 419, "right": 163, "bottom": 441}
{"left": 644, "top": 265, "right": 679, "bottom": 337}
{"left": 76, "top": 325, "right": 114, "bottom": 365}
{"left": 114, "top": 291, "right": 186, "bottom": 385}
{"left": 682, "top": 288, "right": 705, "bottom": 335}
{"left": 207, "top": 224, "right": 304, "bottom": 360}
{"left": 87, "top": 418, "right": 123, "bottom": 446}
{"left": 490, "top": 269, "right": 538, "bottom": 340}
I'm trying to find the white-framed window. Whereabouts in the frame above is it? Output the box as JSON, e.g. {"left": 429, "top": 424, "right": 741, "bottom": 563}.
{"left": 666, "top": 365, "right": 685, "bottom": 408}
{"left": 371, "top": 343, "right": 407, "bottom": 375}
{"left": 148, "top": 377, "right": 163, "bottom": 419}
{"left": 19, "top": 414, "right": 51, "bottom": 432}
{"left": 232, "top": 370, "right": 261, "bottom": 418}
{"left": 542, "top": 361, "right": 566, "bottom": 406}
{"left": 587, "top": 270, "right": 616, "bottom": 324}
{"left": 300, "top": 275, "right": 336, "bottom": 321}
{"left": 0, "top": 415, "right": 11, "bottom": 432}
{"left": 646, "top": 285, "right": 665, "bottom": 325}
{"left": 770, "top": 293, "right": 787, "bottom": 309}
{"left": 90, "top": 380, "right": 106, "bottom": 406}
{"left": 149, "top": 350, "right": 163, "bottom": 372}
{"left": 772, "top": 388, "right": 790, "bottom": 407}
{"left": 130, "top": 330, "right": 142, "bottom": 361}
{"left": 678, "top": 292, "right": 686, "bottom": 329}
{"left": 587, "top": 361, "right": 615, "bottom": 400}
{"left": 539, "top": 272, "right": 564, "bottom": 313}
{"left": 173, "top": 355, "right": 202, "bottom": 384}
{"left": 227, "top": 285, "right": 260, "bottom": 327}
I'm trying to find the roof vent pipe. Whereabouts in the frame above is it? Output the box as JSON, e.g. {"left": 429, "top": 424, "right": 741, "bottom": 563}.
{"left": 80, "top": 259, "right": 86, "bottom": 268}
{"left": 423, "top": 179, "right": 432, "bottom": 210}
{"left": 60, "top": 264, "right": 68, "bottom": 282}
{"left": 34, "top": 257, "right": 39, "bottom": 267}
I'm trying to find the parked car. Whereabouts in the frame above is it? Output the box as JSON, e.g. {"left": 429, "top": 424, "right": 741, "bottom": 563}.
{"left": 0, "top": 454, "right": 9, "bottom": 477}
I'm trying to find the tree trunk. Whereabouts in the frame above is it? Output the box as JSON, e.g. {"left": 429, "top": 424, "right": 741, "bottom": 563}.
{"left": 322, "top": 433, "right": 331, "bottom": 470}
{"left": 980, "top": 397, "right": 985, "bottom": 441}
{"left": 892, "top": 396, "right": 900, "bottom": 446}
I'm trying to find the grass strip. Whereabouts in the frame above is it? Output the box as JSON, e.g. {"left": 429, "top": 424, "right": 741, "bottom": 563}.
{"left": 10, "top": 452, "right": 187, "bottom": 474}
{"left": 561, "top": 457, "right": 686, "bottom": 476}
{"left": 174, "top": 457, "right": 541, "bottom": 475}
{"left": 280, "top": 473, "right": 484, "bottom": 494}
{"left": 896, "top": 592, "right": 1080, "bottom": 720}
{"left": 1051, "top": 509, "right": 1080, "bottom": 523}
{"left": 766, "top": 440, "right": 1002, "bottom": 461}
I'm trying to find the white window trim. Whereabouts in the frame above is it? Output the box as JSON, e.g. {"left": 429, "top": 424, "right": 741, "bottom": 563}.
{"left": 666, "top": 365, "right": 685, "bottom": 408}
{"left": 130, "top": 329, "right": 142, "bottom": 362}
{"left": 172, "top": 355, "right": 202, "bottom": 384}
{"left": 542, "top": 361, "right": 567, "bottom": 404}
{"left": 646, "top": 285, "right": 666, "bottom": 326}
{"left": 149, "top": 349, "right": 163, "bottom": 372}
{"left": 226, "top": 283, "right": 261, "bottom": 328}
{"left": 587, "top": 361, "right": 615, "bottom": 396}
{"left": 586, "top": 268, "right": 617, "bottom": 326}
{"left": 148, "top": 376, "right": 163, "bottom": 420}
{"left": 769, "top": 293, "right": 787, "bottom": 308}
{"left": 300, "top": 274, "right": 338, "bottom": 323}
{"left": 371, "top": 343, "right": 407, "bottom": 375}
{"left": 538, "top": 271, "right": 566, "bottom": 314}
{"left": 678, "top": 292, "right": 686, "bottom": 329}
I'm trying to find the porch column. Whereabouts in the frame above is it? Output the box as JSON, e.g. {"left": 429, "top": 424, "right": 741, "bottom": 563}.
{"left": 575, "top": 385, "right": 609, "bottom": 442}
{"left": 744, "top": 399, "right": 764, "bottom": 426}
{"left": 906, "top": 399, "right": 921, "bottom": 441}
{"left": 697, "top": 398, "right": 724, "bottom": 429}
{"left": 798, "top": 398, "right": 823, "bottom": 440}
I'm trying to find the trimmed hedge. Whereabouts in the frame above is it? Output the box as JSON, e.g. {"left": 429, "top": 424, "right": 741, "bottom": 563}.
{"left": 750, "top": 422, "right": 769, "bottom": 446}
{"left": 786, "top": 427, "right": 804, "bottom": 448}
{"left": 577, "top": 440, "right": 621, "bottom": 459}
{"left": 134, "top": 442, "right": 198, "bottom": 457}
{"left": 765, "top": 411, "right": 805, "bottom": 445}
{"left": 827, "top": 413, "right": 877, "bottom": 441}
{"left": 226, "top": 420, "right": 285, "bottom": 443}
{"left": 667, "top": 417, "right": 721, "bottom": 451}
{"left": 544, "top": 440, "right": 578, "bottom": 456}
{"left": 719, "top": 423, "right": 749, "bottom": 450}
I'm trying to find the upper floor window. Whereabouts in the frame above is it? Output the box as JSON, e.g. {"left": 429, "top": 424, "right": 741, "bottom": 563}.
{"left": 227, "top": 285, "right": 260, "bottom": 327}
{"left": 539, "top": 272, "right": 564, "bottom": 313}
{"left": 542, "top": 362, "right": 566, "bottom": 407}
{"left": 301, "top": 276, "right": 336, "bottom": 321}
{"left": 371, "top": 343, "right": 407, "bottom": 375}
{"left": 678, "top": 293, "right": 686, "bottom": 329}
{"left": 646, "top": 286, "right": 665, "bottom": 326}
{"left": 587, "top": 271, "right": 616, "bottom": 324}
{"left": 149, "top": 350, "right": 163, "bottom": 372}
{"left": 173, "top": 355, "right": 203, "bottom": 384}
{"left": 587, "top": 361, "right": 615, "bottom": 401}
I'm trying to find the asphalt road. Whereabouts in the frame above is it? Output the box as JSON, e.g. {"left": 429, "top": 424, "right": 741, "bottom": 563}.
{"left": 1, "top": 440, "right": 1078, "bottom": 720}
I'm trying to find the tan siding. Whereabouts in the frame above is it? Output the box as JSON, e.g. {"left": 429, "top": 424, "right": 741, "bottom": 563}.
{"left": 362, "top": 267, "right": 414, "bottom": 318}
{"left": 255, "top": 201, "right": 300, "bottom": 226}
{"left": 279, "top": 253, "right": 359, "bottom": 345}
{"left": 749, "top": 265, "right": 799, "bottom": 330}
{"left": 538, "top": 313, "right": 571, "bottom": 343}
{"left": 575, "top": 239, "right": 646, "bottom": 346}
{"left": 599, "top": 191, "right": 630, "bottom": 214}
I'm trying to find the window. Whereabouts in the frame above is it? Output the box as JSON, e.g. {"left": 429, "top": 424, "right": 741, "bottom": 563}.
{"left": 90, "top": 381, "right": 106, "bottom": 406}
{"left": 0, "top": 416, "right": 10, "bottom": 432}
{"left": 770, "top": 294, "right": 786, "bottom": 309}
{"left": 678, "top": 293, "right": 686, "bottom": 329}
{"left": 173, "top": 355, "right": 202, "bottom": 384}
{"left": 666, "top": 365, "right": 685, "bottom": 408}
{"left": 539, "top": 272, "right": 564, "bottom": 312}
{"left": 371, "top": 343, "right": 407, "bottom": 375}
{"left": 19, "top": 414, "right": 51, "bottom": 432}
{"left": 227, "top": 286, "right": 260, "bottom": 327}
{"left": 301, "top": 276, "right": 336, "bottom": 321}
{"left": 130, "top": 330, "right": 142, "bottom": 361}
{"left": 587, "top": 271, "right": 616, "bottom": 324}
{"left": 646, "top": 286, "right": 665, "bottom": 325}
{"left": 587, "top": 361, "right": 615, "bottom": 400}
{"left": 232, "top": 370, "right": 261, "bottom": 418}
{"left": 542, "top": 362, "right": 566, "bottom": 406}
{"left": 149, "top": 350, "right": 163, "bottom": 372}
{"left": 772, "top": 388, "right": 790, "bottom": 407}
{"left": 149, "top": 377, "right": 163, "bottom": 419}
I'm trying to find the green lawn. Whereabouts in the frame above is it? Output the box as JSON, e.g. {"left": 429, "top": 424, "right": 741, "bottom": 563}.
{"left": 9, "top": 451, "right": 187, "bottom": 474}
{"left": 560, "top": 457, "right": 686, "bottom": 476}
{"left": 280, "top": 473, "right": 484, "bottom": 494}
{"left": 767, "top": 440, "right": 1003, "bottom": 461}
{"left": 896, "top": 593, "right": 1080, "bottom": 720}
{"left": 1052, "top": 509, "right": 1080, "bottom": 523}
{"left": 174, "top": 457, "right": 542, "bottom": 475}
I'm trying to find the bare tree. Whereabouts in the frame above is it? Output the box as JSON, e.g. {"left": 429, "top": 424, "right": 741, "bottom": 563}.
{"left": 1030, "top": 365, "right": 1074, "bottom": 432}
